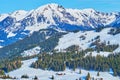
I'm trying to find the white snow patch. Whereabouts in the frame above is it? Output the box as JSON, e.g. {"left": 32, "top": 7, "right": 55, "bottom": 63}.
{"left": 21, "top": 32, "right": 28, "bottom": 35}
{"left": 25, "top": 23, "right": 49, "bottom": 34}
{"left": 7, "top": 32, "right": 16, "bottom": 38}
{"left": 0, "top": 40, "right": 4, "bottom": 42}
{"left": 21, "top": 46, "right": 41, "bottom": 57}
{"left": 0, "top": 46, "right": 3, "bottom": 48}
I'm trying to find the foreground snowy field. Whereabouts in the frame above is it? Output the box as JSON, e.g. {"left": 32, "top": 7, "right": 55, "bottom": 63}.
{"left": 2, "top": 58, "right": 119, "bottom": 80}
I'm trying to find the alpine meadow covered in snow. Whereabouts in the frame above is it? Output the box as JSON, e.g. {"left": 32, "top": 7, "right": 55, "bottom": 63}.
{"left": 0, "top": 1, "right": 120, "bottom": 80}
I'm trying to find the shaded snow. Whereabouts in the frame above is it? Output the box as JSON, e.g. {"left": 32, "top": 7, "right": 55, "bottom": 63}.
{"left": 6, "top": 58, "right": 120, "bottom": 80}
{"left": 0, "top": 46, "right": 3, "bottom": 48}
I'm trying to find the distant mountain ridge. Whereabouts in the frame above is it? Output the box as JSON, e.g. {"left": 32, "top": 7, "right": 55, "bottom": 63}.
{"left": 0, "top": 3, "right": 120, "bottom": 47}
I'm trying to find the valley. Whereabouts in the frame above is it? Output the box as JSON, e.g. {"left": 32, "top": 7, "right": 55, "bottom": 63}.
{"left": 6, "top": 58, "right": 120, "bottom": 80}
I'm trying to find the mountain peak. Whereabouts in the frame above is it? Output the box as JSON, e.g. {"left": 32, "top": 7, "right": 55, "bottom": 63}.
{"left": 46, "top": 3, "right": 60, "bottom": 7}
{"left": 82, "top": 8, "right": 96, "bottom": 12}
{"left": 11, "top": 10, "right": 27, "bottom": 15}
{"left": 41, "top": 3, "right": 61, "bottom": 8}
{"left": 10, "top": 10, "right": 28, "bottom": 21}
{"left": 36, "top": 3, "right": 64, "bottom": 12}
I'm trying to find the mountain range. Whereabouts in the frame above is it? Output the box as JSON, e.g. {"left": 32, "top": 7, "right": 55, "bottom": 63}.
{"left": 0, "top": 3, "right": 120, "bottom": 58}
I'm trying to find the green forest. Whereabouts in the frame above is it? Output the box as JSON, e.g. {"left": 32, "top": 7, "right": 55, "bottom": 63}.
{"left": 31, "top": 43, "right": 120, "bottom": 76}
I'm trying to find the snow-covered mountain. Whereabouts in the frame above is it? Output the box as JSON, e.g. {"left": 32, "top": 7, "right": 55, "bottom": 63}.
{"left": 0, "top": 3, "right": 120, "bottom": 47}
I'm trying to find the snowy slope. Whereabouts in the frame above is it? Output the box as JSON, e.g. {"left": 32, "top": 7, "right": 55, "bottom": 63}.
{"left": 7, "top": 58, "right": 120, "bottom": 80}
{"left": 21, "top": 46, "right": 41, "bottom": 57}
{"left": 11, "top": 10, "right": 28, "bottom": 21}
{"left": 55, "top": 28, "right": 120, "bottom": 54}
{"left": 0, "top": 14, "right": 9, "bottom": 21}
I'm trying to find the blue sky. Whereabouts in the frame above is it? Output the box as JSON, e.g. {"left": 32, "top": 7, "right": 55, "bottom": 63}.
{"left": 0, "top": 0, "right": 120, "bottom": 14}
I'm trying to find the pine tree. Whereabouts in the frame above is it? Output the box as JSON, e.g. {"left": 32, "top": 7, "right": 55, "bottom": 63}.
{"left": 114, "top": 70, "right": 117, "bottom": 76}
{"left": 97, "top": 71, "right": 100, "bottom": 76}
{"left": 79, "top": 78, "right": 81, "bottom": 80}
{"left": 34, "top": 76, "right": 38, "bottom": 80}
{"left": 51, "top": 75, "right": 54, "bottom": 80}
{"left": 86, "top": 72, "right": 90, "bottom": 80}
{"left": 0, "top": 70, "right": 5, "bottom": 75}
{"left": 79, "top": 69, "right": 81, "bottom": 74}
{"left": 21, "top": 74, "right": 29, "bottom": 78}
